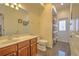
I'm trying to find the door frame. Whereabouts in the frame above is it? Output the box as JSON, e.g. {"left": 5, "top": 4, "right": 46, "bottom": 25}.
{"left": 57, "top": 18, "right": 70, "bottom": 43}
{"left": 0, "top": 13, "right": 4, "bottom": 36}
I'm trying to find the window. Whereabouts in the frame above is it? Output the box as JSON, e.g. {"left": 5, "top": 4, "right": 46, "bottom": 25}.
{"left": 59, "top": 20, "right": 66, "bottom": 31}
{"left": 76, "top": 18, "right": 79, "bottom": 31}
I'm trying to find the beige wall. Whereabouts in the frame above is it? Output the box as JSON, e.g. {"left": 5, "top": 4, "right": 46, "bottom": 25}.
{"left": 21, "top": 4, "right": 43, "bottom": 36}
{"left": 28, "top": 12, "right": 40, "bottom": 35}
{"left": 40, "top": 4, "right": 53, "bottom": 48}
{"left": 0, "top": 5, "right": 28, "bottom": 35}
{"left": 72, "top": 4, "right": 79, "bottom": 19}
{"left": 22, "top": 4, "right": 53, "bottom": 48}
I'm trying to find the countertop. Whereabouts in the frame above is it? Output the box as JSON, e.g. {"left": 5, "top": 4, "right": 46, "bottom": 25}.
{"left": 0, "top": 34, "right": 37, "bottom": 48}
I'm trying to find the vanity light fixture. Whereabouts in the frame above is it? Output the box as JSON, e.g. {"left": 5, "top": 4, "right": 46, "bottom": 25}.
{"left": 16, "top": 6, "right": 19, "bottom": 10}
{"left": 4, "top": 3, "right": 22, "bottom": 10}
{"left": 10, "top": 4, "right": 14, "bottom": 8}
{"left": 18, "top": 4, "right": 22, "bottom": 8}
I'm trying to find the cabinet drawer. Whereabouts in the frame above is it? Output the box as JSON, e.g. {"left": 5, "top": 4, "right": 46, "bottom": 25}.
{"left": 18, "top": 40, "right": 30, "bottom": 49}
{"left": 30, "top": 38, "right": 37, "bottom": 44}
{"left": 0, "top": 44, "right": 17, "bottom": 56}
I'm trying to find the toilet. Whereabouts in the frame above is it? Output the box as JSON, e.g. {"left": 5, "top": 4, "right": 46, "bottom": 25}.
{"left": 37, "top": 39, "right": 48, "bottom": 51}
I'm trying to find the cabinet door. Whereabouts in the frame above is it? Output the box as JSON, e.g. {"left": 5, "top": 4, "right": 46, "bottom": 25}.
{"left": 5, "top": 52, "right": 17, "bottom": 56}
{"left": 0, "top": 44, "right": 17, "bottom": 56}
{"left": 18, "top": 46, "right": 30, "bottom": 56}
{"left": 31, "top": 43, "right": 37, "bottom": 56}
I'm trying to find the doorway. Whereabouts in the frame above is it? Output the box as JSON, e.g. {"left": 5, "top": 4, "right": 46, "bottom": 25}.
{"left": 53, "top": 18, "right": 70, "bottom": 44}
{"left": 57, "top": 18, "right": 70, "bottom": 43}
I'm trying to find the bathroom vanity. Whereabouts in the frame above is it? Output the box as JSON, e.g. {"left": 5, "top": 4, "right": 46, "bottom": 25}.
{"left": 0, "top": 35, "right": 37, "bottom": 56}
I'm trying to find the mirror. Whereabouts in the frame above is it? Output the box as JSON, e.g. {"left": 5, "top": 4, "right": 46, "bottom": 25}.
{"left": 0, "top": 4, "right": 29, "bottom": 36}
{"left": 0, "top": 13, "right": 4, "bottom": 36}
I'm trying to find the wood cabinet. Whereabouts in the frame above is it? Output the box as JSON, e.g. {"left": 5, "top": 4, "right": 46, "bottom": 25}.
{"left": 18, "top": 46, "right": 30, "bottom": 56}
{"left": 30, "top": 38, "right": 37, "bottom": 56}
{"left": 18, "top": 40, "right": 30, "bottom": 56}
{"left": 0, "top": 37, "right": 37, "bottom": 56}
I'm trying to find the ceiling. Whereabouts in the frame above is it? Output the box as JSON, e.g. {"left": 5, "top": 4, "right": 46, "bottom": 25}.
{"left": 20, "top": 3, "right": 71, "bottom": 17}
{"left": 52, "top": 3, "right": 70, "bottom": 11}
{"left": 21, "top": 3, "right": 44, "bottom": 12}
{"left": 20, "top": 3, "right": 44, "bottom": 15}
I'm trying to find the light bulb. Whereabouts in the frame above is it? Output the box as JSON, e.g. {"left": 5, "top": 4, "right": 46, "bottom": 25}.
{"left": 16, "top": 6, "right": 19, "bottom": 10}
{"left": 10, "top": 4, "right": 14, "bottom": 8}
{"left": 5, "top": 3, "right": 9, "bottom": 6}
{"left": 52, "top": 6, "right": 57, "bottom": 14}
{"left": 18, "top": 4, "right": 22, "bottom": 8}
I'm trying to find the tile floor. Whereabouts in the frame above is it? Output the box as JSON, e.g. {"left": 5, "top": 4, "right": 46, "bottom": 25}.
{"left": 37, "top": 41, "right": 71, "bottom": 56}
